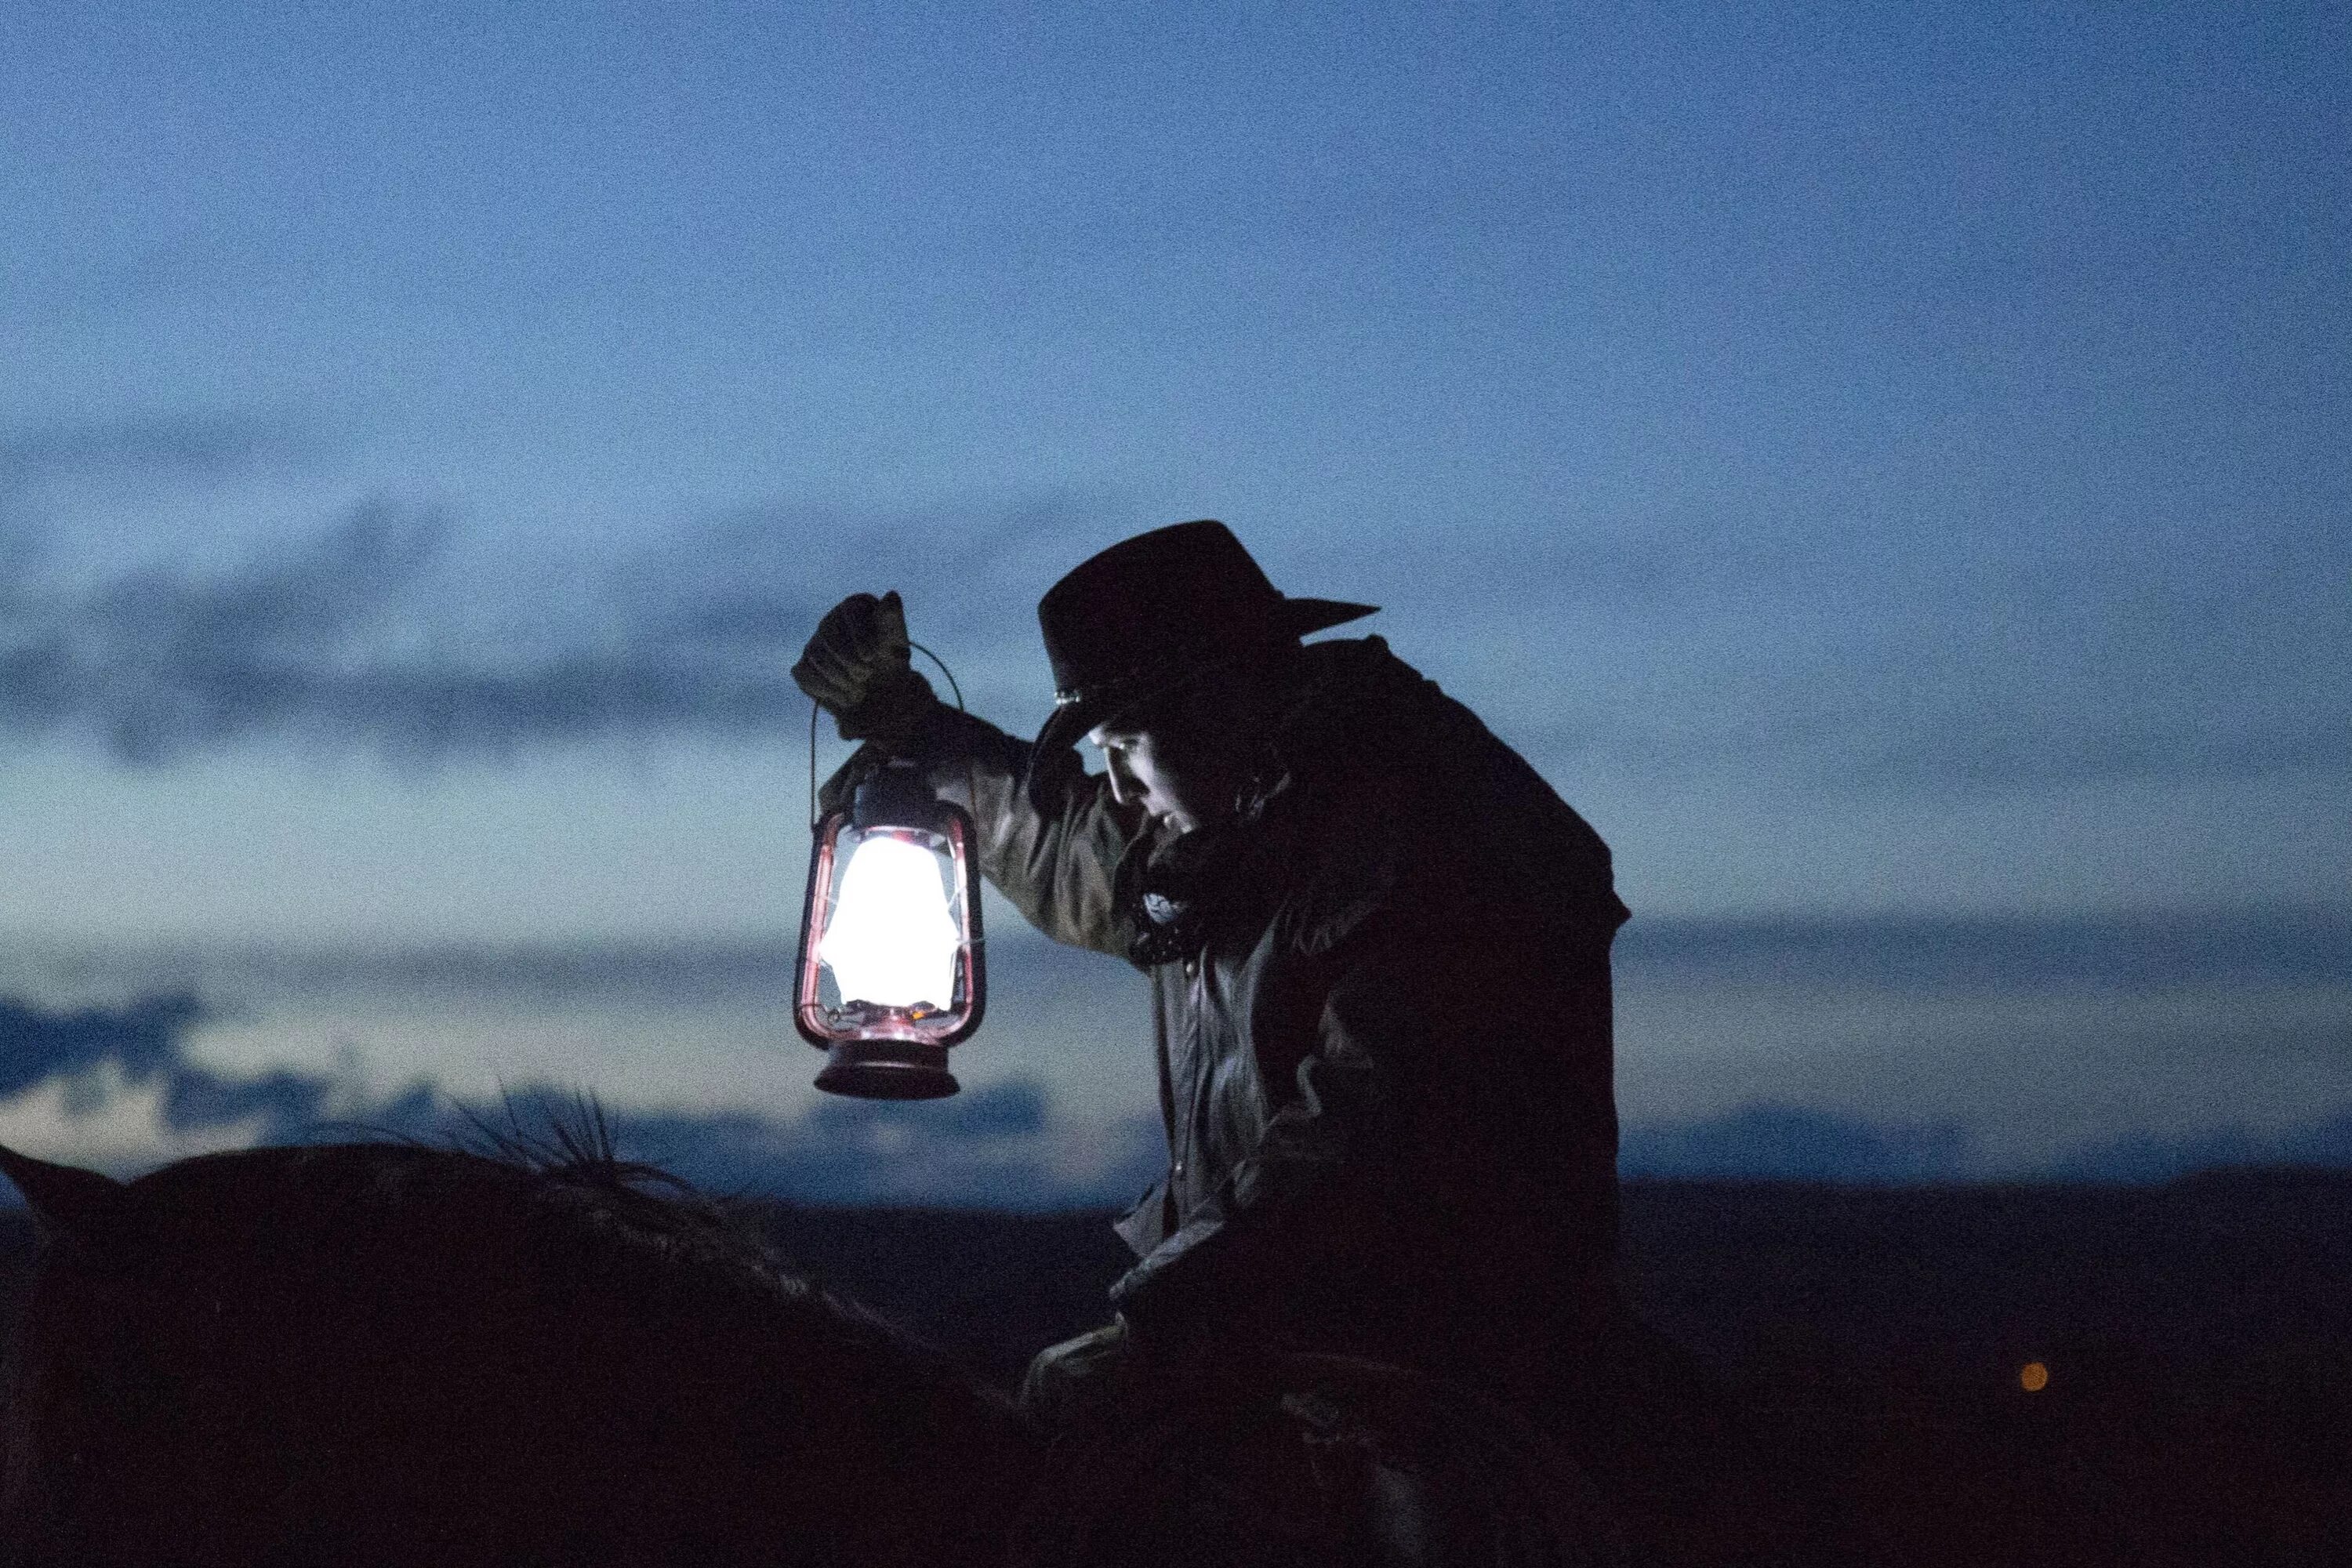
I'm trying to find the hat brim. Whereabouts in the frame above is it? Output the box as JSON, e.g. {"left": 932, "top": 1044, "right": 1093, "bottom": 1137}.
{"left": 1031, "top": 597, "right": 1377, "bottom": 754}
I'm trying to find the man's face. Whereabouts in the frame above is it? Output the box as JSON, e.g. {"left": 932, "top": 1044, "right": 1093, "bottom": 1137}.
{"left": 1086, "top": 720, "right": 1237, "bottom": 836}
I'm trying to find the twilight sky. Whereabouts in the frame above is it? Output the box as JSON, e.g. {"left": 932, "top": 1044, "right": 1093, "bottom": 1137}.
{"left": 2, "top": 3, "right": 2347, "bottom": 1199}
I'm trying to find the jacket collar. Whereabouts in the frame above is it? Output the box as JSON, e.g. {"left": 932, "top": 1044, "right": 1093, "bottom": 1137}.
{"left": 1114, "top": 637, "right": 1414, "bottom": 965}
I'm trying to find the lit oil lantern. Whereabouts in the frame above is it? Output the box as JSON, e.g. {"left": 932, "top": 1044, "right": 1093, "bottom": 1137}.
{"left": 794, "top": 760, "right": 985, "bottom": 1098}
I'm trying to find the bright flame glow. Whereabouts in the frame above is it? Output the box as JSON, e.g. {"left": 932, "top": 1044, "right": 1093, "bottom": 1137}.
{"left": 816, "top": 834, "right": 961, "bottom": 1010}
{"left": 2020, "top": 1361, "right": 2049, "bottom": 1392}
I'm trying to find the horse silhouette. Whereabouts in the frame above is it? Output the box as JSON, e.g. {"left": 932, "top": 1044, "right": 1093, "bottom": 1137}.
{"left": 0, "top": 1138, "right": 1619, "bottom": 1567}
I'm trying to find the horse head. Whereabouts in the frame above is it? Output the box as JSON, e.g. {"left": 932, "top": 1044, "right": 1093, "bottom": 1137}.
{"left": 0, "top": 1145, "right": 130, "bottom": 1250}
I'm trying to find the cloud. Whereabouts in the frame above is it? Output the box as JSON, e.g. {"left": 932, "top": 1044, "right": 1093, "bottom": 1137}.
{"left": 0, "top": 1065, "right": 274, "bottom": 1173}
{"left": 5, "top": 428, "right": 2343, "bottom": 796}
{"left": 622, "top": 1083, "right": 1165, "bottom": 1210}
{"left": 1464, "top": 499, "right": 2352, "bottom": 789}
{"left": 1620, "top": 1103, "right": 1980, "bottom": 1182}
{"left": 1617, "top": 1100, "right": 2352, "bottom": 1185}
{"left": 0, "top": 502, "right": 814, "bottom": 764}
{"left": 0, "top": 496, "right": 1086, "bottom": 768}
{"left": 2043, "top": 1112, "right": 2352, "bottom": 1184}
{"left": 24, "top": 906, "right": 2338, "bottom": 1022}
{"left": 1519, "top": 652, "right": 2352, "bottom": 792}
{"left": 166, "top": 938, "right": 794, "bottom": 1006}
{"left": 5, "top": 916, "right": 1123, "bottom": 1018}
{"left": 5, "top": 988, "right": 2350, "bottom": 1203}
{"left": 0, "top": 413, "right": 285, "bottom": 488}
{"left": 0, "top": 993, "right": 201, "bottom": 1098}
{"left": 0, "top": 988, "right": 1163, "bottom": 1208}
{"left": 0, "top": 990, "right": 421, "bottom": 1147}
{"left": 1615, "top": 907, "right": 2352, "bottom": 993}
{"left": 0, "top": 412, "right": 292, "bottom": 569}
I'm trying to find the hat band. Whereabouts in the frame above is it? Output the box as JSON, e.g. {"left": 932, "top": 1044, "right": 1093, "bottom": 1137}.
{"left": 1051, "top": 656, "right": 1229, "bottom": 728}
{"left": 1052, "top": 667, "right": 1158, "bottom": 711}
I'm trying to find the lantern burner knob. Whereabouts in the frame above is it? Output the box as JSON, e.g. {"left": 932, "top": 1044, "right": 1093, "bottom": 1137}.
{"left": 851, "top": 762, "right": 954, "bottom": 835}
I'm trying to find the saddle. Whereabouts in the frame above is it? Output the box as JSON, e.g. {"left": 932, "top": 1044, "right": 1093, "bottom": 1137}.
{"left": 1007, "top": 1352, "right": 1628, "bottom": 1568}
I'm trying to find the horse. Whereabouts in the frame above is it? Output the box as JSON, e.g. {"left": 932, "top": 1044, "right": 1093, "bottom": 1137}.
{"left": 0, "top": 1137, "right": 1622, "bottom": 1567}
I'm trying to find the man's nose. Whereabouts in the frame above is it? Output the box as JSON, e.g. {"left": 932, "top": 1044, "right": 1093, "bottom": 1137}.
{"left": 1103, "top": 753, "right": 1136, "bottom": 807}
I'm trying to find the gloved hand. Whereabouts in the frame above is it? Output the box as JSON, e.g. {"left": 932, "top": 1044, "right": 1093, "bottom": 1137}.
{"left": 1109, "top": 1230, "right": 1276, "bottom": 1374}
{"left": 790, "top": 590, "right": 941, "bottom": 753}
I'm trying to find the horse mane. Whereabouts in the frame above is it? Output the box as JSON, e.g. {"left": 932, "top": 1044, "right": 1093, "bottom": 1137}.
{"left": 113, "top": 1105, "right": 1017, "bottom": 1422}
{"left": 448, "top": 1097, "right": 996, "bottom": 1395}
{"left": 441, "top": 1091, "right": 697, "bottom": 1203}
{"left": 433, "top": 1094, "right": 795, "bottom": 1289}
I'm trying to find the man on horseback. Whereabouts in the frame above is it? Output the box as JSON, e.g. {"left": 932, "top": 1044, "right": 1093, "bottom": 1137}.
{"left": 795, "top": 522, "right": 1777, "bottom": 1563}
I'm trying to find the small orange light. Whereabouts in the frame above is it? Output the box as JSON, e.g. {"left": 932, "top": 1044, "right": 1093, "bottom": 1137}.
{"left": 2019, "top": 1361, "right": 2049, "bottom": 1392}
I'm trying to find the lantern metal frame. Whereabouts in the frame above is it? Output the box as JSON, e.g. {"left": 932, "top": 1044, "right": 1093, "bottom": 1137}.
{"left": 793, "top": 762, "right": 986, "bottom": 1100}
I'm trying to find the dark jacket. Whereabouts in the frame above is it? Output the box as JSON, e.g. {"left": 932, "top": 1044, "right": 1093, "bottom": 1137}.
{"left": 902, "top": 637, "right": 1628, "bottom": 1370}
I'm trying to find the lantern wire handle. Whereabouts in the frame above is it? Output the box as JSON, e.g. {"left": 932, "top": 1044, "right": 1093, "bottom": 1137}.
{"left": 908, "top": 641, "right": 964, "bottom": 710}
{"left": 804, "top": 640, "right": 970, "bottom": 830}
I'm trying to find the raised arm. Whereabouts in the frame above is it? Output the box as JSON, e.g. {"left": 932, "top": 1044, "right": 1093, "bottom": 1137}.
{"left": 914, "top": 706, "right": 1142, "bottom": 957}
{"left": 794, "top": 591, "right": 1145, "bottom": 959}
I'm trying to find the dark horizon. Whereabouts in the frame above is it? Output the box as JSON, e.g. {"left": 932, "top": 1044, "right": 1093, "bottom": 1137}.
{"left": 4, "top": 1167, "right": 2347, "bottom": 1563}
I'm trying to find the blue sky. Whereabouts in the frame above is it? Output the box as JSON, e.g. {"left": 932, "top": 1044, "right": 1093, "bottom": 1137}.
{"left": 2, "top": 3, "right": 2347, "bottom": 1196}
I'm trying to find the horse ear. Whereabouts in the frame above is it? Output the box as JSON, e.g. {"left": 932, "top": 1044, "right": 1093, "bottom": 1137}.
{"left": 0, "top": 1144, "right": 130, "bottom": 1247}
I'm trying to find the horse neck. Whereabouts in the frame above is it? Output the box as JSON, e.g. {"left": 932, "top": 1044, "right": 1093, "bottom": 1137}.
{"left": 731, "top": 1283, "right": 1047, "bottom": 1557}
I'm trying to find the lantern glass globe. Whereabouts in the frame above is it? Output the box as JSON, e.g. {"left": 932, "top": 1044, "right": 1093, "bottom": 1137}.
{"left": 815, "top": 832, "right": 962, "bottom": 1011}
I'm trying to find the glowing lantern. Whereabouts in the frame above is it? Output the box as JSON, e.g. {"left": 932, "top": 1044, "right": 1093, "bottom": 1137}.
{"left": 795, "top": 761, "right": 985, "bottom": 1098}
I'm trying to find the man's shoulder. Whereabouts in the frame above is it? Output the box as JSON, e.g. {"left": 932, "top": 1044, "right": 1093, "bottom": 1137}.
{"left": 1268, "top": 641, "right": 1627, "bottom": 949}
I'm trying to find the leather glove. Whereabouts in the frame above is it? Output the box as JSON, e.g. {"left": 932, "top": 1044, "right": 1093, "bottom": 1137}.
{"left": 790, "top": 590, "right": 941, "bottom": 753}
{"left": 1109, "top": 1225, "right": 1276, "bottom": 1370}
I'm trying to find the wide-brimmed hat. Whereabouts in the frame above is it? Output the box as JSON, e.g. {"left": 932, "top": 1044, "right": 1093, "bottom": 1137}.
{"left": 1033, "top": 520, "right": 1378, "bottom": 754}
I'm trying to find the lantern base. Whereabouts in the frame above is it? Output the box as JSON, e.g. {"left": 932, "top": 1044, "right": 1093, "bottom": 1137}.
{"left": 814, "top": 1040, "right": 960, "bottom": 1101}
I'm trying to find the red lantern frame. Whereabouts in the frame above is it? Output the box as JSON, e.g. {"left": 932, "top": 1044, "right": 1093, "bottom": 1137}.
{"left": 793, "top": 765, "right": 986, "bottom": 1099}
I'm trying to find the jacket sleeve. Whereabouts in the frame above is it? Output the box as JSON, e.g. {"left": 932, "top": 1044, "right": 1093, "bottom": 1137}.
{"left": 825, "top": 706, "right": 1145, "bottom": 960}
